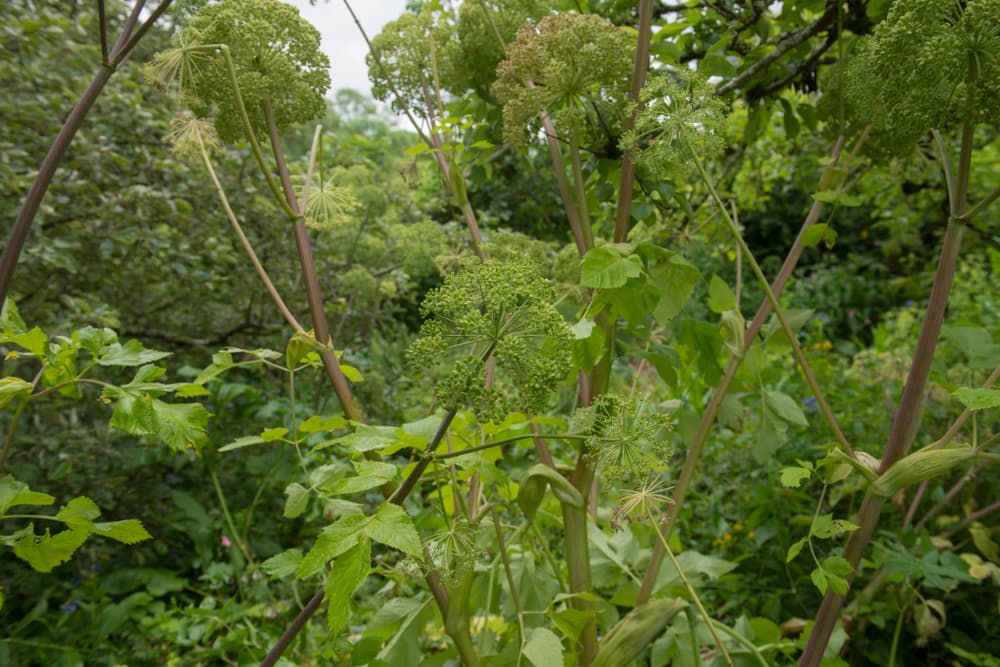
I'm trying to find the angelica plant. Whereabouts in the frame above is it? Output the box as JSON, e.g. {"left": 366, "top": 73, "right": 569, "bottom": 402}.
{"left": 407, "top": 258, "right": 572, "bottom": 421}
{"left": 621, "top": 70, "right": 727, "bottom": 182}
{"left": 573, "top": 394, "right": 672, "bottom": 483}
{"left": 492, "top": 13, "right": 633, "bottom": 149}
{"left": 181, "top": 0, "right": 330, "bottom": 143}
{"left": 845, "top": 0, "right": 1000, "bottom": 155}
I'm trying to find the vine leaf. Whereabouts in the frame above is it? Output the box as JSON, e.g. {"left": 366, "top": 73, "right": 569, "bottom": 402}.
{"left": 326, "top": 538, "right": 371, "bottom": 634}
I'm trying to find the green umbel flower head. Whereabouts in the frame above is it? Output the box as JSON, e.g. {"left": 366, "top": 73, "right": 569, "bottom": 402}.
{"left": 367, "top": 8, "right": 455, "bottom": 119}
{"left": 181, "top": 0, "right": 330, "bottom": 143}
{"left": 408, "top": 259, "right": 572, "bottom": 421}
{"left": 574, "top": 394, "right": 672, "bottom": 483}
{"left": 492, "top": 13, "right": 634, "bottom": 147}
{"left": 621, "top": 70, "right": 726, "bottom": 181}
{"left": 844, "top": 0, "right": 1000, "bottom": 154}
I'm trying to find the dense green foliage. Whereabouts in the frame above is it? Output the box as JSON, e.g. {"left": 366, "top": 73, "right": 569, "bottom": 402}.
{"left": 1, "top": 1, "right": 999, "bottom": 666}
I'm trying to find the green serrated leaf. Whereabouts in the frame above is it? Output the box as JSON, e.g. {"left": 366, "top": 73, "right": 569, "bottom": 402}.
{"left": 326, "top": 539, "right": 371, "bottom": 634}
{"left": 175, "top": 383, "right": 210, "bottom": 398}
{"left": 54, "top": 496, "right": 101, "bottom": 529}
{"left": 810, "top": 567, "right": 829, "bottom": 594}
{"left": 780, "top": 467, "right": 812, "bottom": 488}
{"left": 364, "top": 504, "right": 423, "bottom": 559}
{"left": 764, "top": 389, "right": 809, "bottom": 427}
{"left": 650, "top": 256, "right": 700, "bottom": 323}
{"left": 827, "top": 571, "right": 849, "bottom": 594}
{"left": 322, "top": 460, "right": 396, "bottom": 495}
{"left": 952, "top": 387, "right": 1000, "bottom": 410}
{"left": 13, "top": 525, "right": 89, "bottom": 573}
{"left": 523, "top": 627, "right": 564, "bottom": 667}
{"left": 92, "top": 520, "right": 152, "bottom": 544}
{"left": 218, "top": 435, "right": 266, "bottom": 452}
{"left": 812, "top": 513, "right": 859, "bottom": 539}
{"left": 787, "top": 537, "right": 808, "bottom": 563}
{"left": 0, "top": 475, "right": 55, "bottom": 514}
{"left": 823, "top": 556, "right": 855, "bottom": 577}
{"left": 707, "top": 275, "right": 736, "bottom": 313}
{"left": 98, "top": 340, "right": 171, "bottom": 367}
{"left": 262, "top": 549, "right": 303, "bottom": 579}
{"left": 261, "top": 427, "right": 289, "bottom": 442}
{"left": 580, "top": 246, "right": 643, "bottom": 289}
{"left": 284, "top": 483, "right": 309, "bottom": 519}
{"left": 297, "top": 515, "right": 367, "bottom": 579}
{"left": 298, "top": 415, "right": 348, "bottom": 433}
{"left": 340, "top": 363, "right": 364, "bottom": 383}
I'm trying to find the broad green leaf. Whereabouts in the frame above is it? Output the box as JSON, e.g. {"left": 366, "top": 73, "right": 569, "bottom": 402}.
{"left": 298, "top": 415, "right": 348, "bottom": 433}
{"left": 151, "top": 400, "right": 211, "bottom": 453}
{"left": 322, "top": 460, "right": 396, "bottom": 495}
{"left": 764, "top": 390, "right": 809, "bottom": 427}
{"left": 54, "top": 496, "right": 101, "bottom": 529}
{"left": 802, "top": 223, "right": 838, "bottom": 249}
{"left": 261, "top": 427, "right": 288, "bottom": 442}
{"left": 284, "top": 483, "right": 309, "bottom": 519}
{"left": 952, "top": 387, "right": 1000, "bottom": 410}
{"left": 218, "top": 435, "right": 266, "bottom": 452}
{"left": 332, "top": 424, "right": 400, "bottom": 453}
{"left": 13, "top": 525, "right": 89, "bottom": 572}
{"left": 780, "top": 466, "right": 812, "bottom": 488}
{"left": 580, "top": 246, "right": 643, "bottom": 289}
{"left": 326, "top": 539, "right": 371, "bottom": 634}
{"left": 650, "top": 256, "right": 700, "bottom": 322}
{"left": 523, "top": 627, "right": 563, "bottom": 667}
{"left": 262, "top": 549, "right": 303, "bottom": 579}
{"left": 810, "top": 567, "right": 829, "bottom": 594}
{"left": 707, "top": 275, "right": 736, "bottom": 313}
{"left": 826, "top": 571, "right": 849, "bottom": 594}
{"left": 601, "top": 280, "right": 660, "bottom": 323}
{"left": 0, "top": 377, "right": 33, "bottom": 408}
{"left": 364, "top": 504, "right": 422, "bottom": 558}
{"left": 91, "top": 520, "right": 152, "bottom": 544}
{"left": 194, "top": 351, "right": 235, "bottom": 384}
{"left": 787, "top": 537, "right": 808, "bottom": 563}
{"left": 175, "top": 383, "right": 210, "bottom": 397}
{"left": 340, "top": 363, "right": 363, "bottom": 383}
{"left": 98, "top": 340, "right": 170, "bottom": 366}
{"left": 823, "top": 556, "right": 854, "bottom": 577}
{"left": 517, "top": 464, "right": 584, "bottom": 520}
{"left": 942, "top": 326, "right": 1000, "bottom": 369}
{"left": 0, "top": 475, "right": 55, "bottom": 514}
{"left": 0, "top": 326, "right": 47, "bottom": 357}
{"left": 811, "top": 514, "right": 859, "bottom": 539}
{"left": 297, "top": 515, "right": 367, "bottom": 578}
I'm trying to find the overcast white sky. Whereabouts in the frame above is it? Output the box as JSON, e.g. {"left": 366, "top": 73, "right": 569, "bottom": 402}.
{"left": 287, "top": 0, "right": 410, "bottom": 98}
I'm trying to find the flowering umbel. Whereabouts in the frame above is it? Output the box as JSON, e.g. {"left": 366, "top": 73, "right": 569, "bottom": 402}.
{"left": 407, "top": 259, "right": 572, "bottom": 421}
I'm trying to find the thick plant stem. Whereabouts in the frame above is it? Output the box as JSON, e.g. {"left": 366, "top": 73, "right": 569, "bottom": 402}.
{"left": 613, "top": 0, "right": 654, "bottom": 243}
{"left": 563, "top": 457, "right": 597, "bottom": 665}
{"left": 637, "top": 136, "right": 849, "bottom": 605}
{"left": 798, "top": 62, "right": 978, "bottom": 667}
{"left": 261, "top": 101, "right": 363, "bottom": 423}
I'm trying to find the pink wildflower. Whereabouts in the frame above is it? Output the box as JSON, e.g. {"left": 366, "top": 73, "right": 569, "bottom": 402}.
{"left": 221, "top": 535, "right": 232, "bottom": 548}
